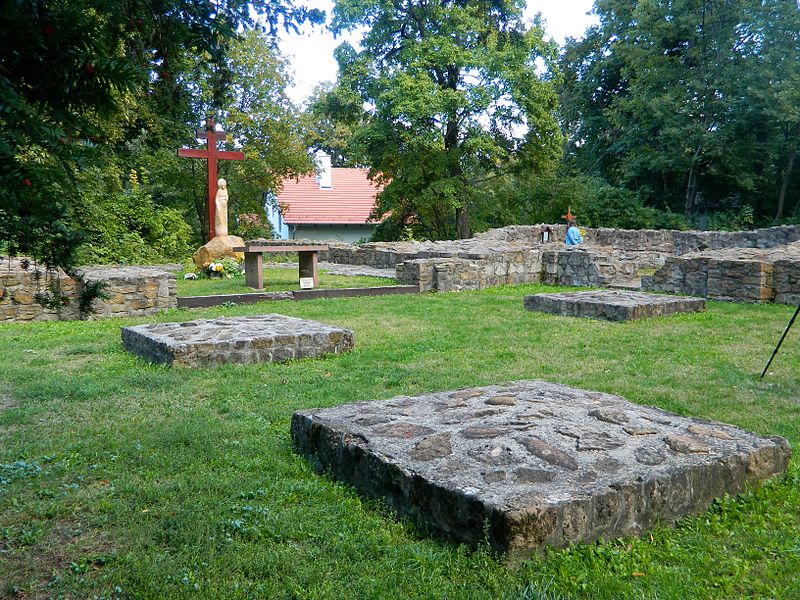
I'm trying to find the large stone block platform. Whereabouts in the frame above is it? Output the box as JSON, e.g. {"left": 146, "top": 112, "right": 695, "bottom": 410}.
{"left": 292, "top": 381, "right": 790, "bottom": 560}
{"left": 122, "top": 314, "right": 354, "bottom": 367}
{"left": 523, "top": 290, "right": 706, "bottom": 321}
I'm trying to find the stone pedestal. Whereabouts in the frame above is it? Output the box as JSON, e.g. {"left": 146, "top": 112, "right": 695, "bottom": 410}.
{"left": 122, "top": 314, "right": 354, "bottom": 367}
{"left": 292, "top": 380, "right": 790, "bottom": 561}
{"left": 523, "top": 290, "right": 706, "bottom": 321}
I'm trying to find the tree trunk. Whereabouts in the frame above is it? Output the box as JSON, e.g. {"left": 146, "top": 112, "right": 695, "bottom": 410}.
{"left": 190, "top": 162, "right": 211, "bottom": 243}
{"left": 684, "top": 141, "right": 703, "bottom": 220}
{"left": 776, "top": 138, "right": 798, "bottom": 220}
{"left": 456, "top": 206, "right": 470, "bottom": 239}
{"left": 444, "top": 106, "right": 470, "bottom": 239}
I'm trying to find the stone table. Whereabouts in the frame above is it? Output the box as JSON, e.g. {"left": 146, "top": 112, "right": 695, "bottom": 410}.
{"left": 524, "top": 290, "right": 706, "bottom": 321}
{"left": 292, "top": 380, "right": 790, "bottom": 561}
{"left": 122, "top": 314, "right": 354, "bottom": 367}
{"left": 233, "top": 242, "right": 329, "bottom": 290}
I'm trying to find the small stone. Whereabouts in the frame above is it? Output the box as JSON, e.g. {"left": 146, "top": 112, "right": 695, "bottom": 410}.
{"left": 515, "top": 467, "right": 556, "bottom": 484}
{"left": 592, "top": 457, "right": 623, "bottom": 473}
{"left": 665, "top": 434, "right": 710, "bottom": 454}
{"left": 373, "top": 422, "right": 436, "bottom": 438}
{"left": 449, "top": 389, "right": 483, "bottom": 400}
{"left": 485, "top": 395, "right": 517, "bottom": 406}
{"left": 577, "top": 431, "right": 625, "bottom": 451}
{"left": 483, "top": 471, "right": 506, "bottom": 484}
{"left": 438, "top": 398, "right": 469, "bottom": 410}
{"left": 468, "top": 445, "right": 515, "bottom": 465}
{"left": 688, "top": 424, "right": 735, "bottom": 440}
{"left": 518, "top": 436, "right": 579, "bottom": 471}
{"left": 589, "top": 407, "right": 629, "bottom": 425}
{"left": 623, "top": 426, "right": 661, "bottom": 436}
{"left": 556, "top": 427, "right": 581, "bottom": 439}
{"left": 635, "top": 446, "right": 667, "bottom": 466}
{"left": 354, "top": 416, "right": 394, "bottom": 426}
{"left": 462, "top": 427, "right": 505, "bottom": 439}
{"left": 470, "top": 409, "right": 500, "bottom": 419}
{"left": 411, "top": 433, "right": 453, "bottom": 461}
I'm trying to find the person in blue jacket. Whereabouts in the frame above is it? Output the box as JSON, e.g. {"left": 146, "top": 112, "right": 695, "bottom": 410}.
{"left": 565, "top": 219, "right": 583, "bottom": 246}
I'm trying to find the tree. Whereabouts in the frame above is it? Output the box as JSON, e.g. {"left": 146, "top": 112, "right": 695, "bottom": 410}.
{"left": 301, "top": 82, "right": 368, "bottom": 167}
{"left": 175, "top": 29, "right": 314, "bottom": 240}
{"left": 331, "top": 0, "right": 562, "bottom": 240}
{"left": 0, "top": 0, "right": 323, "bottom": 273}
{"left": 559, "top": 0, "right": 800, "bottom": 225}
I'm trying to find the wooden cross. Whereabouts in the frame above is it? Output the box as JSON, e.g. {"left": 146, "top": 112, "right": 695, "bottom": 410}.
{"left": 177, "top": 118, "right": 245, "bottom": 239}
{"left": 561, "top": 206, "right": 575, "bottom": 223}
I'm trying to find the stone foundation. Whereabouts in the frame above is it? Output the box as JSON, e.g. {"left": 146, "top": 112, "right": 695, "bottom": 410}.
{"left": 121, "top": 314, "right": 354, "bottom": 367}
{"left": 0, "top": 259, "right": 176, "bottom": 322}
{"left": 292, "top": 380, "right": 790, "bottom": 561}
{"left": 524, "top": 290, "right": 706, "bottom": 321}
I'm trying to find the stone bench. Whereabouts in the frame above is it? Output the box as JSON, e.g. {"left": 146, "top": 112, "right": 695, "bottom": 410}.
{"left": 233, "top": 243, "right": 329, "bottom": 291}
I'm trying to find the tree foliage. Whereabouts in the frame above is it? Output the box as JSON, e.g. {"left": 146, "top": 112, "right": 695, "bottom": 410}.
{"left": 559, "top": 0, "right": 800, "bottom": 225}
{"left": 0, "top": 0, "right": 323, "bottom": 272}
{"left": 175, "top": 29, "right": 314, "bottom": 241}
{"left": 301, "top": 82, "right": 368, "bottom": 167}
{"left": 332, "top": 0, "right": 562, "bottom": 240}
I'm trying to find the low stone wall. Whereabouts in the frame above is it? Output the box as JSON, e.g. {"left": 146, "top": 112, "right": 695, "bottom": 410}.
{"left": 524, "top": 290, "right": 706, "bottom": 321}
{"left": 81, "top": 266, "right": 177, "bottom": 318}
{"left": 642, "top": 244, "right": 800, "bottom": 303}
{"left": 0, "top": 259, "right": 176, "bottom": 322}
{"left": 397, "top": 251, "right": 542, "bottom": 292}
{"left": 774, "top": 259, "right": 800, "bottom": 305}
{"left": 122, "top": 314, "right": 354, "bottom": 367}
{"left": 540, "top": 248, "right": 639, "bottom": 287}
{"left": 292, "top": 380, "right": 791, "bottom": 558}
{"left": 479, "top": 224, "right": 800, "bottom": 257}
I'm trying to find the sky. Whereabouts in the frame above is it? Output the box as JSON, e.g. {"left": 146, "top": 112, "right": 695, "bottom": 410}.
{"left": 278, "top": 0, "right": 600, "bottom": 105}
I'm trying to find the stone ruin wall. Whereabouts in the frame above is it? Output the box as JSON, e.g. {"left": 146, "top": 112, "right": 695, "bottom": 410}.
{"left": 396, "top": 251, "right": 542, "bottom": 292}
{"left": 320, "top": 224, "right": 800, "bottom": 302}
{"left": 0, "top": 259, "right": 177, "bottom": 322}
{"left": 641, "top": 243, "right": 800, "bottom": 303}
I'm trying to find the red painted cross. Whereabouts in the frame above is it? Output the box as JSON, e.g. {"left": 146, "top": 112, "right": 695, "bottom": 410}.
{"left": 561, "top": 206, "right": 575, "bottom": 223}
{"left": 177, "top": 118, "right": 245, "bottom": 239}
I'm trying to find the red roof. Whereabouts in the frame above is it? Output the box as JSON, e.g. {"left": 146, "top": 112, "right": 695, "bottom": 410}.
{"left": 276, "top": 168, "right": 382, "bottom": 225}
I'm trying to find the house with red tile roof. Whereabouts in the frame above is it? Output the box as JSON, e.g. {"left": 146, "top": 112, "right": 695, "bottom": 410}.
{"left": 266, "top": 152, "right": 383, "bottom": 243}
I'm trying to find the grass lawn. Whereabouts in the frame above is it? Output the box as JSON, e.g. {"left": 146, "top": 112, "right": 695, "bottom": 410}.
{"left": 1, "top": 283, "right": 799, "bottom": 599}
{"left": 177, "top": 268, "right": 395, "bottom": 297}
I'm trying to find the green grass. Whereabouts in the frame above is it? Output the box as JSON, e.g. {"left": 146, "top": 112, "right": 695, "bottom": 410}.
{"left": 177, "top": 268, "right": 394, "bottom": 296}
{"left": 1, "top": 284, "right": 799, "bottom": 599}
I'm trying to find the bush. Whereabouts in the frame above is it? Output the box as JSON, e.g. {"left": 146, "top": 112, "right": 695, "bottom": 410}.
{"left": 708, "top": 205, "right": 754, "bottom": 231}
{"left": 71, "top": 167, "right": 197, "bottom": 265}
{"left": 234, "top": 213, "right": 274, "bottom": 241}
{"left": 471, "top": 172, "right": 690, "bottom": 234}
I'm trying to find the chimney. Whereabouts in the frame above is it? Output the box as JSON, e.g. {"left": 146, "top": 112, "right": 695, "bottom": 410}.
{"left": 315, "top": 150, "right": 332, "bottom": 189}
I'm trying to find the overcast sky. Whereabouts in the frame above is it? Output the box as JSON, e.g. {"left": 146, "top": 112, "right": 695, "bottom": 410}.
{"left": 278, "top": 0, "right": 599, "bottom": 104}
